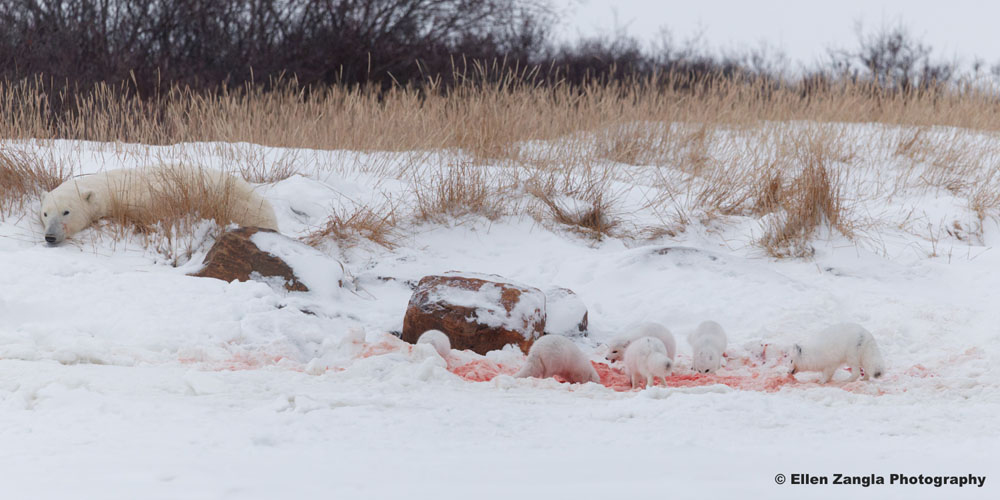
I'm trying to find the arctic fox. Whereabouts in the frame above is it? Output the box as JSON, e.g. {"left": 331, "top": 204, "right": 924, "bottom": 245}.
{"left": 624, "top": 336, "right": 673, "bottom": 388}
{"left": 515, "top": 335, "right": 601, "bottom": 384}
{"left": 688, "top": 320, "right": 728, "bottom": 374}
{"left": 790, "top": 322, "right": 885, "bottom": 383}
{"left": 416, "top": 329, "right": 451, "bottom": 359}
{"left": 606, "top": 322, "right": 676, "bottom": 363}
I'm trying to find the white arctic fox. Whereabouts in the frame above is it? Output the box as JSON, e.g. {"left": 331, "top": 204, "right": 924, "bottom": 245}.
{"left": 790, "top": 322, "right": 885, "bottom": 383}
{"left": 416, "top": 329, "right": 451, "bottom": 359}
{"left": 515, "top": 335, "right": 601, "bottom": 384}
{"left": 606, "top": 322, "right": 676, "bottom": 363}
{"left": 624, "top": 336, "right": 673, "bottom": 388}
{"left": 688, "top": 320, "right": 728, "bottom": 374}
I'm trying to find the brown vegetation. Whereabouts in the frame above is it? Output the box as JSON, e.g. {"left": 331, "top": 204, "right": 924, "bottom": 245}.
{"left": 3, "top": 72, "right": 1000, "bottom": 258}
{"left": 0, "top": 149, "right": 71, "bottom": 217}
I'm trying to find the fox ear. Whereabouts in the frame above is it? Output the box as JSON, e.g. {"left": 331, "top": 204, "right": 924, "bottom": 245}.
{"left": 82, "top": 190, "right": 94, "bottom": 202}
{"left": 794, "top": 344, "right": 802, "bottom": 355}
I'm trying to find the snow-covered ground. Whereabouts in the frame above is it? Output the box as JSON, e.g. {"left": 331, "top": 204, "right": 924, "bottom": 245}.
{"left": 1, "top": 130, "right": 998, "bottom": 499}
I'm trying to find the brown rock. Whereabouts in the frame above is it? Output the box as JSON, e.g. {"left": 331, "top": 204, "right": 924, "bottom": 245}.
{"left": 193, "top": 227, "right": 307, "bottom": 291}
{"left": 402, "top": 273, "right": 546, "bottom": 354}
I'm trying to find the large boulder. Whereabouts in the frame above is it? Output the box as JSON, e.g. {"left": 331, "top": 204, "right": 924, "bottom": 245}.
{"left": 402, "top": 272, "right": 546, "bottom": 354}
{"left": 543, "top": 287, "right": 588, "bottom": 336}
{"left": 193, "top": 227, "right": 343, "bottom": 295}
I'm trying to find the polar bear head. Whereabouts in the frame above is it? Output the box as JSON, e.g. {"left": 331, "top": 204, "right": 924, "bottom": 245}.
{"left": 40, "top": 182, "right": 99, "bottom": 245}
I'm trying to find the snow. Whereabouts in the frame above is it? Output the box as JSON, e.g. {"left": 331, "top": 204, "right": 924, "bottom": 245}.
{"left": 2, "top": 129, "right": 999, "bottom": 498}
{"left": 543, "top": 287, "right": 588, "bottom": 336}
{"left": 249, "top": 229, "right": 346, "bottom": 298}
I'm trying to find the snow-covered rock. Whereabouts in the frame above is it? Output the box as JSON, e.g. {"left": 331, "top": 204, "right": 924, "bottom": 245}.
{"left": 401, "top": 272, "right": 545, "bottom": 354}
{"left": 193, "top": 227, "right": 344, "bottom": 295}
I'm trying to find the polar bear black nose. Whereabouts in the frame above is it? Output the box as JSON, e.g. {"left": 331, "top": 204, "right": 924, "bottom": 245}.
{"left": 45, "top": 235, "right": 56, "bottom": 243}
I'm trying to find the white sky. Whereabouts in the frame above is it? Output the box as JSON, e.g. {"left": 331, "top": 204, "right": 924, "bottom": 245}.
{"left": 553, "top": 0, "right": 1000, "bottom": 68}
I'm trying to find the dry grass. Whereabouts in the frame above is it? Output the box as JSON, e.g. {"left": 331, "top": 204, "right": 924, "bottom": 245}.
{"left": 755, "top": 127, "right": 854, "bottom": 257}
{"left": 100, "top": 167, "right": 262, "bottom": 263}
{"left": 5, "top": 73, "right": 1000, "bottom": 153}
{"left": 751, "top": 167, "right": 784, "bottom": 216}
{"left": 4, "top": 72, "right": 1000, "bottom": 257}
{"left": 212, "top": 144, "right": 306, "bottom": 184}
{"left": 411, "top": 162, "right": 513, "bottom": 222}
{"left": 107, "top": 168, "right": 248, "bottom": 229}
{"left": 759, "top": 163, "right": 845, "bottom": 258}
{"left": 0, "top": 148, "right": 71, "bottom": 217}
{"left": 526, "top": 170, "right": 619, "bottom": 240}
{"left": 969, "top": 169, "right": 1000, "bottom": 225}
{"left": 303, "top": 201, "right": 399, "bottom": 249}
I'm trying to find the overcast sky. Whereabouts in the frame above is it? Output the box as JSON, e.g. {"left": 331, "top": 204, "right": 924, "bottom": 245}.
{"left": 553, "top": 0, "right": 1000, "bottom": 68}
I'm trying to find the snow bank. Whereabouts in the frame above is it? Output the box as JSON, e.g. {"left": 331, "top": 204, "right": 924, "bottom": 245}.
{"left": 250, "top": 229, "right": 345, "bottom": 298}
{"left": 2, "top": 131, "right": 998, "bottom": 498}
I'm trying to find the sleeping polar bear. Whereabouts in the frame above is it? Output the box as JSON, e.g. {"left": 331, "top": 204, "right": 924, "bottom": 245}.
{"left": 40, "top": 165, "right": 278, "bottom": 245}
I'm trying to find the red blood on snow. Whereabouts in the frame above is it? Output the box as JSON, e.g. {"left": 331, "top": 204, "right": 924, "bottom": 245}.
{"left": 341, "top": 338, "right": 890, "bottom": 394}
{"left": 359, "top": 340, "right": 409, "bottom": 358}
{"left": 593, "top": 362, "right": 794, "bottom": 392}
{"left": 593, "top": 362, "right": 631, "bottom": 391}
{"left": 450, "top": 359, "right": 509, "bottom": 382}
{"left": 219, "top": 352, "right": 293, "bottom": 371}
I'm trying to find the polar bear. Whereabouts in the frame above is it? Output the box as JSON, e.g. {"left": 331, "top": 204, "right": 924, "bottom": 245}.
{"left": 605, "top": 322, "right": 676, "bottom": 363}
{"left": 623, "top": 336, "right": 673, "bottom": 388}
{"left": 416, "top": 329, "right": 451, "bottom": 359}
{"left": 688, "top": 320, "right": 728, "bottom": 374}
{"left": 514, "top": 335, "right": 600, "bottom": 384}
{"left": 790, "top": 322, "right": 885, "bottom": 383}
{"left": 40, "top": 165, "right": 278, "bottom": 245}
